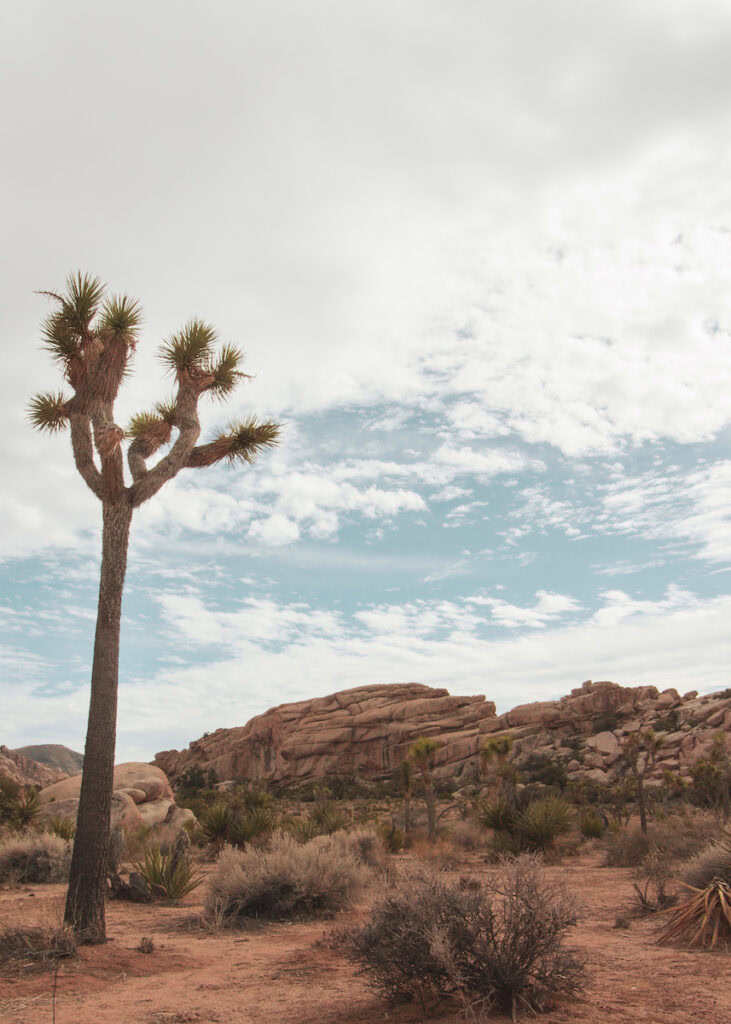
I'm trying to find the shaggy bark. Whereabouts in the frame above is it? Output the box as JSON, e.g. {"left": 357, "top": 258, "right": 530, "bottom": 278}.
{"left": 64, "top": 500, "right": 132, "bottom": 942}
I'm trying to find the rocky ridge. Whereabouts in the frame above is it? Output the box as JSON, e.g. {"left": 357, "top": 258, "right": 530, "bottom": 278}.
{"left": 14, "top": 744, "right": 83, "bottom": 775}
{"left": 154, "top": 680, "right": 731, "bottom": 790}
{"left": 0, "top": 745, "right": 68, "bottom": 789}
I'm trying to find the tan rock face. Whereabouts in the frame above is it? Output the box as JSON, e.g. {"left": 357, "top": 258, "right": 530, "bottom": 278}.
{"left": 37, "top": 762, "right": 179, "bottom": 832}
{"left": 155, "top": 683, "right": 496, "bottom": 786}
{"left": 0, "top": 745, "right": 68, "bottom": 789}
{"left": 152, "top": 680, "right": 730, "bottom": 791}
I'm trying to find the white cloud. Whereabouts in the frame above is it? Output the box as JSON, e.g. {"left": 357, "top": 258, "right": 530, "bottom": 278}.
{"left": 467, "top": 590, "right": 582, "bottom": 629}
{"left": 247, "top": 514, "right": 300, "bottom": 547}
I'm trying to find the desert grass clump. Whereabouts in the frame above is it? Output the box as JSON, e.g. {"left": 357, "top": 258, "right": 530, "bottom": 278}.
{"left": 0, "top": 832, "right": 71, "bottom": 883}
{"left": 132, "top": 842, "right": 203, "bottom": 901}
{"left": 0, "top": 921, "right": 76, "bottom": 972}
{"left": 347, "top": 854, "right": 585, "bottom": 1018}
{"left": 657, "top": 879, "right": 731, "bottom": 949}
{"left": 205, "top": 831, "right": 367, "bottom": 924}
{"left": 678, "top": 827, "right": 731, "bottom": 889}
{"left": 337, "top": 828, "right": 387, "bottom": 870}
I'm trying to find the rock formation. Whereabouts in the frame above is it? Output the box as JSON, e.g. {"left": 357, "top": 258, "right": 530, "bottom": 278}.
{"left": 0, "top": 744, "right": 68, "bottom": 789}
{"left": 154, "top": 680, "right": 731, "bottom": 791}
{"left": 37, "top": 762, "right": 194, "bottom": 835}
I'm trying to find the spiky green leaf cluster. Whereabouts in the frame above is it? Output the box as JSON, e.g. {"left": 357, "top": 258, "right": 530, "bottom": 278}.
{"left": 99, "top": 294, "right": 143, "bottom": 338}
{"left": 208, "top": 343, "right": 250, "bottom": 399}
{"left": 408, "top": 736, "right": 441, "bottom": 767}
{"left": 159, "top": 319, "right": 218, "bottom": 376}
{"left": 27, "top": 391, "right": 70, "bottom": 433}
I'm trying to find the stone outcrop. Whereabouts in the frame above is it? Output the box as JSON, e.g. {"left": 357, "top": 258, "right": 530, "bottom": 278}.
{"left": 0, "top": 745, "right": 68, "bottom": 789}
{"left": 37, "top": 762, "right": 193, "bottom": 834}
{"left": 154, "top": 680, "right": 731, "bottom": 791}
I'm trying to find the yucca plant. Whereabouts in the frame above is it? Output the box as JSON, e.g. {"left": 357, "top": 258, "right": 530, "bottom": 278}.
{"left": 29, "top": 273, "right": 280, "bottom": 942}
{"left": 578, "top": 810, "right": 605, "bottom": 839}
{"left": 8, "top": 789, "right": 40, "bottom": 830}
{"left": 229, "top": 807, "right": 277, "bottom": 848}
{"left": 515, "top": 795, "right": 574, "bottom": 851}
{"left": 132, "top": 844, "right": 203, "bottom": 901}
{"left": 199, "top": 801, "right": 232, "bottom": 849}
{"left": 478, "top": 796, "right": 517, "bottom": 833}
{"left": 656, "top": 879, "right": 731, "bottom": 948}
{"left": 43, "top": 816, "right": 77, "bottom": 841}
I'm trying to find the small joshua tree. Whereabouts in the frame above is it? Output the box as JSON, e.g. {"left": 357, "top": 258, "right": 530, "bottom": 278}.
{"left": 623, "top": 729, "right": 659, "bottom": 834}
{"left": 29, "top": 273, "right": 280, "bottom": 942}
{"left": 399, "top": 759, "right": 413, "bottom": 835}
{"left": 480, "top": 734, "right": 515, "bottom": 802}
{"left": 407, "top": 737, "right": 441, "bottom": 842}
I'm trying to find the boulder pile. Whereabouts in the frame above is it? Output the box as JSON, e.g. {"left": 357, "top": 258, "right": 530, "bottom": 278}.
{"left": 154, "top": 680, "right": 731, "bottom": 790}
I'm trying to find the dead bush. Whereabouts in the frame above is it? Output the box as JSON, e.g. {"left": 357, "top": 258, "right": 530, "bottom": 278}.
{"left": 347, "top": 854, "right": 585, "bottom": 1018}
{"left": 604, "top": 821, "right": 708, "bottom": 868}
{"left": 448, "top": 821, "right": 487, "bottom": 852}
{"left": 0, "top": 832, "right": 71, "bottom": 883}
{"left": 679, "top": 838, "right": 731, "bottom": 889}
{"left": 205, "top": 831, "right": 367, "bottom": 924}
{"left": 0, "top": 922, "right": 76, "bottom": 972}
{"left": 335, "top": 828, "right": 387, "bottom": 870}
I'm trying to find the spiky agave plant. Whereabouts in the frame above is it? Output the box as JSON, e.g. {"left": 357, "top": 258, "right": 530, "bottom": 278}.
{"left": 656, "top": 878, "right": 731, "bottom": 949}
{"left": 28, "top": 273, "right": 280, "bottom": 943}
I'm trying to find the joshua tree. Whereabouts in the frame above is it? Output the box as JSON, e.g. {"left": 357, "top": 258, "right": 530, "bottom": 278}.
{"left": 399, "top": 758, "right": 413, "bottom": 835}
{"left": 623, "top": 729, "right": 659, "bottom": 834}
{"left": 29, "top": 273, "right": 280, "bottom": 942}
{"left": 480, "top": 734, "right": 515, "bottom": 802}
{"left": 407, "top": 737, "right": 441, "bottom": 842}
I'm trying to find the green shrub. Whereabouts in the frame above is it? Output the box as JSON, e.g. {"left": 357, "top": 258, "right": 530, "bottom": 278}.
{"left": 132, "top": 843, "right": 203, "bottom": 901}
{"left": 578, "top": 811, "right": 605, "bottom": 839}
{"left": 43, "top": 816, "right": 76, "bottom": 841}
{"left": 2, "top": 788, "right": 40, "bottom": 830}
{"left": 199, "top": 801, "right": 231, "bottom": 848}
{"left": 0, "top": 832, "right": 71, "bottom": 883}
{"left": 228, "top": 806, "right": 276, "bottom": 848}
{"left": 515, "top": 796, "right": 573, "bottom": 851}
{"left": 205, "top": 831, "right": 367, "bottom": 924}
{"left": 347, "top": 855, "right": 585, "bottom": 1015}
{"left": 477, "top": 797, "right": 516, "bottom": 832}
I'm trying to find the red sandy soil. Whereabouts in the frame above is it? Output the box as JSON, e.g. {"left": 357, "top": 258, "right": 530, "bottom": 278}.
{"left": 1, "top": 852, "right": 728, "bottom": 1024}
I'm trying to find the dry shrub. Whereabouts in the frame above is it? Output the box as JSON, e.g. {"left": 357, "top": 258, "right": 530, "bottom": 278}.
{"left": 604, "top": 820, "right": 709, "bottom": 868}
{"left": 0, "top": 922, "right": 76, "bottom": 972}
{"left": 448, "top": 821, "right": 487, "bottom": 852}
{"left": 205, "top": 831, "right": 367, "bottom": 924}
{"left": 347, "top": 854, "right": 585, "bottom": 1018}
{"left": 336, "top": 828, "right": 387, "bottom": 870}
{"left": 0, "top": 832, "right": 71, "bottom": 883}
{"left": 409, "top": 837, "right": 460, "bottom": 871}
{"left": 679, "top": 833, "right": 731, "bottom": 889}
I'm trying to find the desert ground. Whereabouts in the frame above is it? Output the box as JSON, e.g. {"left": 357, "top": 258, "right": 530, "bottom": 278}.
{"left": 1, "top": 847, "right": 728, "bottom": 1024}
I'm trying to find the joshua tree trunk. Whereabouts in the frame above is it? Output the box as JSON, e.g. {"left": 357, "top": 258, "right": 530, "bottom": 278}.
{"left": 403, "top": 791, "right": 411, "bottom": 834}
{"left": 64, "top": 500, "right": 132, "bottom": 942}
{"left": 634, "top": 769, "right": 648, "bottom": 834}
{"left": 422, "top": 770, "right": 436, "bottom": 842}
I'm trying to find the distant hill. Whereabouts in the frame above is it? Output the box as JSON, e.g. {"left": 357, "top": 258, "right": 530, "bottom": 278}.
{"left": 14, "top": 744, "right": 83, "bottom": 775}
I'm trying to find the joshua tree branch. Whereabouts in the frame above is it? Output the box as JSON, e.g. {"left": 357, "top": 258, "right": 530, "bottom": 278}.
{"left": 128, "top": 387, "right": 201, "bottom": 507}
{"left": 69, "top": 414, "right": 104, "bottom": 500}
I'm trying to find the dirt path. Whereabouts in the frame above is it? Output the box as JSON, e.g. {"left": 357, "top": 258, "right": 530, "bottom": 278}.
{"left": 1, "top": 857, "right": 728, "bottom": 1024}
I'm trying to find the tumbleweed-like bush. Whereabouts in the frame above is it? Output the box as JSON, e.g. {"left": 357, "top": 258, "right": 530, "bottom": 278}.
{"left": 0, "top": 832, "right": 71, "bottom": 884}
{"left": 347, "top": 854, "right": 585, "bottom": 1018}
{"left": 205, "top": 831, "right": 367, "bottom": 924}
